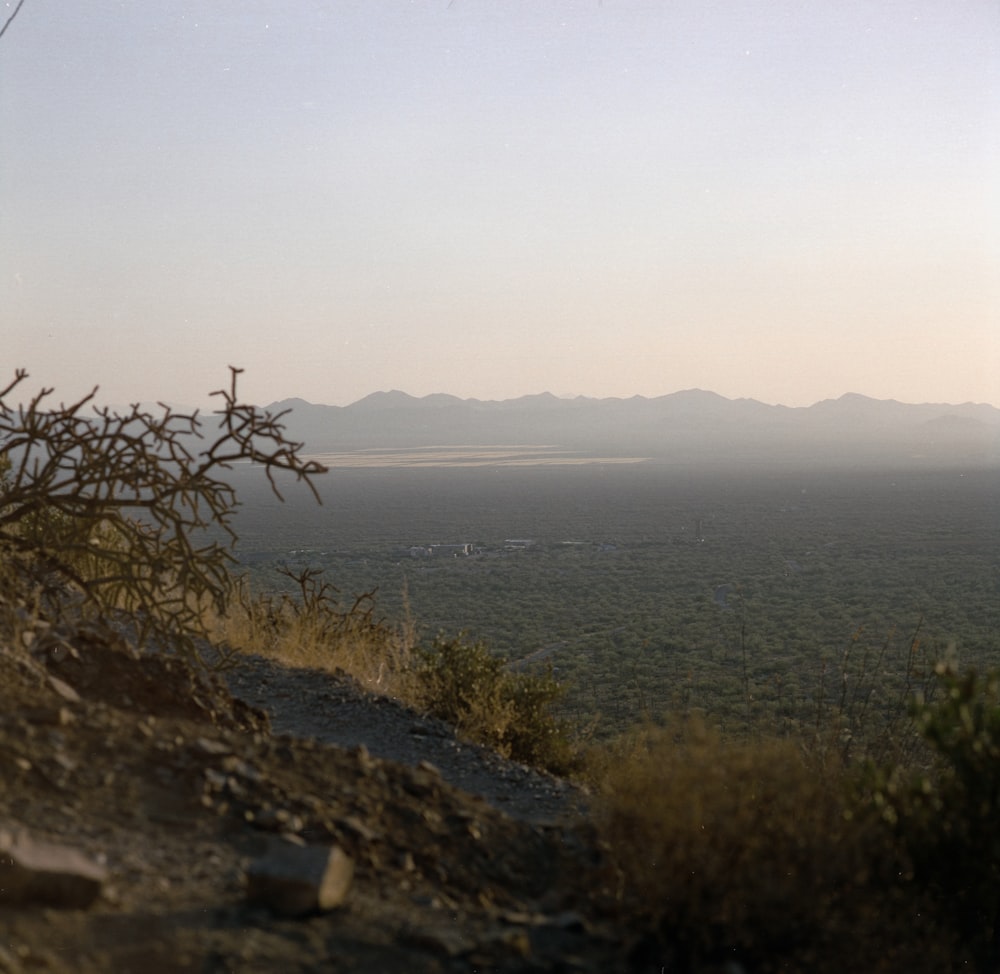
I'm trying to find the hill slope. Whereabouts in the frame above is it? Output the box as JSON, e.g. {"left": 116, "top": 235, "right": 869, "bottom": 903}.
{"left": 0, "top": 621, "right": 625, "bottom": 973}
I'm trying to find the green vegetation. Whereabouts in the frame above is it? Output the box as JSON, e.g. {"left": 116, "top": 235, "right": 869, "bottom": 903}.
{"left": 413, "top": 634, "right": 577, "bottom": 773}
{"left": 226, "top": 461, "right": 998, "bottom": 741}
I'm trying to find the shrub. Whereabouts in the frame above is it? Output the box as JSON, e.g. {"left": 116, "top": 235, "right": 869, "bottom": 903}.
{"left": 869, "top": 662, "right": 1000, "bottom": 969}
{"left": 0, "top": 367, "right": 324, "bottom": 663}
{"left": 414, "top": 634, "right": 577, "bottom": 774}
{"left": 590, "top": 719, "right": 955, "bottom": 972}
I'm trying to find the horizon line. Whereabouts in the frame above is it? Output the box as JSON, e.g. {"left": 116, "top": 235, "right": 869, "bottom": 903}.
{"left": 265, "top": 388, "right": 1000, "bottom": 412}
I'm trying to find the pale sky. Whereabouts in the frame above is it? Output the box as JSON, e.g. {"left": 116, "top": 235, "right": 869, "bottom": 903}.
{"left": 2, "top": 1, "right": 998, "bottom": 410}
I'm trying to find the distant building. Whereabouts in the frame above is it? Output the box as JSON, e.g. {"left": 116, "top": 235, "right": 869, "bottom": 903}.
{"left": 429, "top": 543, "right": 473, "bottom": 557}
{"left": 407, "top": 543, "right": 475, "bottom": 557}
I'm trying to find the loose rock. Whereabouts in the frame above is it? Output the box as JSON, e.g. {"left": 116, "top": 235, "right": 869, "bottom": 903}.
{"left": 245, "top": 841, "right": 354, "bottom": 916}
{"left": 0, "top": 829, "right": 106, "bottom": 909}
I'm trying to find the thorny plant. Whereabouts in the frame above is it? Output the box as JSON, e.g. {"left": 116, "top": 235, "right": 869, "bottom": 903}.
{"left": 0, "top": 367, "right": 325, "bottom": 664}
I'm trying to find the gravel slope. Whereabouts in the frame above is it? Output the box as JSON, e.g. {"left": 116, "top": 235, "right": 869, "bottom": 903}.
{"left": 223, "top": 653, "right": 589, "bottom": 826}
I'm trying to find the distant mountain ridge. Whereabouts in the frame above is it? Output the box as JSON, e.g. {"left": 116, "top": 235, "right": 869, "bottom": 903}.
{"left": 265, "top": 390, "right": 1000, "bottom": 467}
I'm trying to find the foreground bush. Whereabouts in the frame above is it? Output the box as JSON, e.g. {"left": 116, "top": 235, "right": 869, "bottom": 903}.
{"left": 413, "top": 634, "right": 579, "bottom": 774}
{"left": 0, "top": 367, "right": 324, "bottom": 661}
{"left": 590, "top": 719, "right": 958, "bottom": 972}
{"left": 867, "top": 663, "right": 1000, "bottom": 970}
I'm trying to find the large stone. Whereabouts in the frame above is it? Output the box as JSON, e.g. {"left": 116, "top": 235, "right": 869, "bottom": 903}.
{"left": 246, "top": 842, "right": 354, "bottom": 916}
{"left": 0, "top": 830, "right": 106, "bottom": 909}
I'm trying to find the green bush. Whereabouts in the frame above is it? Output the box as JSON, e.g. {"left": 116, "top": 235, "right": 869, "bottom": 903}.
{"left": 414, "top": 634, "right": 577, "bottom": 774}
{"left": 869, "top": 663, "right": 1000, "bottom": 968}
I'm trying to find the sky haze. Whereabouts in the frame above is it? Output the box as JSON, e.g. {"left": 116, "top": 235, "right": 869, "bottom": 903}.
{"left": 2, "top": 1, "right": 998, "bottom": 410}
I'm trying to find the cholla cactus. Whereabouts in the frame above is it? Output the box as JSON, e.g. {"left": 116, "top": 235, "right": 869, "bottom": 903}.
{"left": 0, "top": 366, "right": 325, "bottom": 663}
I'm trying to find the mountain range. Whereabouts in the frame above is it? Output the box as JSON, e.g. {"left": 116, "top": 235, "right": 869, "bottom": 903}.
{"left": 264, "top": 390, "right": 1000, "bottom": 467}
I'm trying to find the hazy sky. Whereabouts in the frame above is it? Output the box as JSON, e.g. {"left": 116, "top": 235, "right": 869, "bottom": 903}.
{"left": 2, "top": 1, "right": 998, "bottom": 410}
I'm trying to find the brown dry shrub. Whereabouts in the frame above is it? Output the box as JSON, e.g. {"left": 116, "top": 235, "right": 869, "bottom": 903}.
{"left": 0, "top": 367, "right": 324, "bottom": 664}
{"left": 589, "top": 719, "right": 956, "bottom": 972}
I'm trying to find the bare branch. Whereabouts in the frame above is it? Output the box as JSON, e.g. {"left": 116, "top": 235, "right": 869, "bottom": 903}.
{"left": 0, "top": 367, "right": 326, "bottom": 663}
{"left": 0, "top": 0, "right": 27, "bottom": 44}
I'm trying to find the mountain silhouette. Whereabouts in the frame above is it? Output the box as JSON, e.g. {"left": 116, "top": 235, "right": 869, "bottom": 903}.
{"left": 265, "top": 391, "right": 1000, "bottom": 467}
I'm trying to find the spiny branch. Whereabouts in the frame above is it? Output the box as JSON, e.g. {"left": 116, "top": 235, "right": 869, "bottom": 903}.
{"left": 0, "top": 0, "right": 28, "bottom": 44}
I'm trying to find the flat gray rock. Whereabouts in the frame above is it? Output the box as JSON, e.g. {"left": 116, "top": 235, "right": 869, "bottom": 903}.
{"left": 0, "top": 829, "right": 106, "bottom": 909}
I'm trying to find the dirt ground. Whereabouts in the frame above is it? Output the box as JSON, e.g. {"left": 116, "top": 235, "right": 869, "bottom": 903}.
{"left": 0, "top": 619, "right": 655, "bottom": 973}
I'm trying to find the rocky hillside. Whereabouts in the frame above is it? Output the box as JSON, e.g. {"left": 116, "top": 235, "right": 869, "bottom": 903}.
{"left": 0, "top": 615, "right": 649, "bottom": 974}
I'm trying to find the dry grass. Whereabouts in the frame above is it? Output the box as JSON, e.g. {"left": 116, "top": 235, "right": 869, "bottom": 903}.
{"left": 588, "top": 718, "right": 957, "bottom": 972}
{"left": 208, "top": 570, "right": 422, "bottom": 702}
